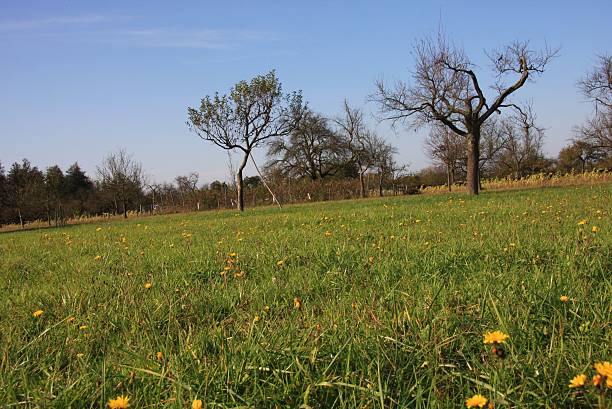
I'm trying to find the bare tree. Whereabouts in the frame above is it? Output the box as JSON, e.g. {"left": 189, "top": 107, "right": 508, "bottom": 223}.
{"left": 574, "top": 112, "right": 612, "bottom": 156}
{"left": 372, "top": 33, "right": 557, "bottom": 194}
{"left": 424, "top": 124, "right": 464, "bottom": 191}
{"left": 496, "top": 105, "right": 545, "bottom": 178}
{"left": 97, "top": 149, "right": 145, "bottom": 218}
{"left": 578, "top": 54, "right": 612, "bottom": 111}
{"left": 373, "top": 139, "right": 398, "bottom": 197}
{"left": 335, "top": 101, "right": 382, "bottom": 198}
{"left": 187, "top": 71, "right": 304, "bottom": 211}
{"left": 175, "top": 172, "right": 199, "bottom": 209}
{"left": 267, "top": 109, "right": 349, "bottom": 180}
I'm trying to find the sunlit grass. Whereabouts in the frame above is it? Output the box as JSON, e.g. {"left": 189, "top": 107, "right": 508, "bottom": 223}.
{"left": 0, "top": 184, "right": 610, "bottom": 407}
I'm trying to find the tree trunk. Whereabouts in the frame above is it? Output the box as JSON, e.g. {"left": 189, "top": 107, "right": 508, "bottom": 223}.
{"left": 236, "top": 152, "right": 249, "bottom": 211}
{"left": 359, "top": 171, "right": 366, "bottom": 198}
{"left": 446, "top": 164, "right": 452, "bottom": 192}
{"left": 123, "top": 199, "right": 128, "bottom": 219}
{"left": 18, "top": 208, "right": 24, "bottom": 229}
{"left": 466, "top": 131, "right": 480, "bottom": 195}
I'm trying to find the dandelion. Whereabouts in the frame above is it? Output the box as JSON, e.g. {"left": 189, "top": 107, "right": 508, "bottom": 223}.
{"left": 294, "top": 297, "right": 302, "bottom": 310}
{"left": 568, "top": 374, "right": 586, "bottom": 388}
{"left": 192, "top": 399, "right": 203, "bottom": 409}
{"left": 156, "top": 351, "right": 163, "bottom": 360}
{"left": 94, "top": 255, "right": 102, "bottom": 261}
{"left": 276, "top": 260, "right": 284, "bottom": 267}
{"left": 107, "top": 395, "right": 130, "bottom": 408}
{"left": 324, "top": 231, "right": 332, "bottom": 237}
{"left": 76, "top": 353, "right": 84, "bottom": 358}
{"left": 96, "top": 227, "right": 102, "bottom": 232}
{"left": 594, "top": 361, "right": 612, "bottom": 378}
{"left": 254, "top": 315, "right": 261, "bottom": 322}
{"left": 592, "top": 374, "right": 602, "bottom": 387}
{"left": 559, "top": 295, "right": 569, "bottom": 302}
{"left": 591, "top": 226, "right": 599, "bottom": 233}
{"left": 483, "top": 331, "right": 509, "bottom": 344}
{"left": 465, "top": 394, "right": 488, "bottom": 408}
{"left": 144, "top": 282, "right": 152, "bottom": 289}
{"left": 79, "top": 325, "right": 88, "bottom": 330}
{"left": 32, "top": 309, "right": 43, "bottom": 318}
{"left": 577, "top": 219, "right": 588, "bottom": 225}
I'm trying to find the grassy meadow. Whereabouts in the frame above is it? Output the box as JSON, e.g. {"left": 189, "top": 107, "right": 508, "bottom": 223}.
{"left": 0, "top": 185, "right": 610, "bottom": 408}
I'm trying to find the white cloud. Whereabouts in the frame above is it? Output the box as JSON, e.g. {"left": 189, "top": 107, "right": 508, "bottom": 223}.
{"left": 0, "top": 15, "right": 274, "bottom": 49}
{"left": 0, "top": 15, "right": 116, "bottom": 31}
{"left": 85, "top": 28, "right": 275, "bottom": 49}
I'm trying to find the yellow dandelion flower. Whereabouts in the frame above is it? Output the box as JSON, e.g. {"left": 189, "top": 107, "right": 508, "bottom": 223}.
{"left": 594, "top": 361, "right": 612, "bottom": 378}
{"left": 263, "top": 305, "right": 270, "bottom": 313}
{"left": 276, "top": 260, "right": 284, "bottom": 267}
{"left": 294, "top": 297, "right": 302, "bottom": 310}
{"left": 465, "top": 394, "right": 488, "bottom": 408}
{"left": 76, "top": 353, "right": 84, "bottom": 358}
{"left": 192, "top": 399, "right": 203, "bottom": 409}
{"left": 144, "top": 282, "right": 152, "bottom": 289}
{"left": 79, "top": 325, "right": 88, "bottom": 330}
{"left": 96, "top": 227, "right": 102, "bottom": 232}
{"left": 483, "top": 330, "right": 509, "bottom": 344}
{"left": 577, "top": 219, "right": 587, "bottom": 225}
{"left": 324, "top": 231, "right": 332, "bottom": 237}
{"left": 254, "top": 315, "right": 261, "bottom": 322}
{"left": 592, "top": 374, "right": 602, "bottom": 387}
{"left": 568, "top": 374, "right": 586, "bottom": 388}
{"left": 156, "top": 351, "right": 163, "bottom": 360}
{"left": 591, "top": 226, "right": 599, "bottom": 233}
{"left": 32, "top": 309, "right": 44, "bottom": 318}
{"left": 108, "top": 395, "right": 130, "bottom": 408}
{"left": 94, "top": 255, "right": 102, "bottom": 261}
{"left": 559, "top": 295, "right": 569, "bottom": 302}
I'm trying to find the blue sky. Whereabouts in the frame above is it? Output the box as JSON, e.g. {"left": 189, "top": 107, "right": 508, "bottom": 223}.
{"left": 1, "top": 1, "right": 610, "bottom": 183}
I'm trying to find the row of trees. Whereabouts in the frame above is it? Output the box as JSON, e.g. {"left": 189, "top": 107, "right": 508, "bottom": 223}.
{"left": 187, "top": 34, "right": 562, "bottom": 207}
{"left": 1, "top": 36, "right": 609, "bottom": 224}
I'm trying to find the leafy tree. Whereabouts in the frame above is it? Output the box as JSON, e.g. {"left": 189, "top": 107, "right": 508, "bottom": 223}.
{"left": 187, "top": 70, "right": 304, "bottom": 211}
{"left": 64, "top": 163, "right": 94, "bottom": 216}
{"left": 44, "top": 165, "right": 65, "bottom": 226}
{"left": 6, "top": 159, "right": 45, "bottom": 227}
{"left": 373, "top": 33, "right": 557, "bottom": 194}
{"left": 244, "top": 176, "right": 262, "bottom": 189}
{"left": 0, "top": 162, "right": 6, "bottom": 227}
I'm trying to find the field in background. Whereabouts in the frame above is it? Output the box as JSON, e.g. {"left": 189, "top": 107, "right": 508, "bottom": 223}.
{"left": 2, "top": 170, "right": 610, "bottom": 234}
{"left": 0, "top": 184, "right": 610, "bottom": 407}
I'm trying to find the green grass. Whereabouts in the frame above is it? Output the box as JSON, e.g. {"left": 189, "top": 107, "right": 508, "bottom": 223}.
{"left": 1, "top": 185, "right": 610, "bottom": 408}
